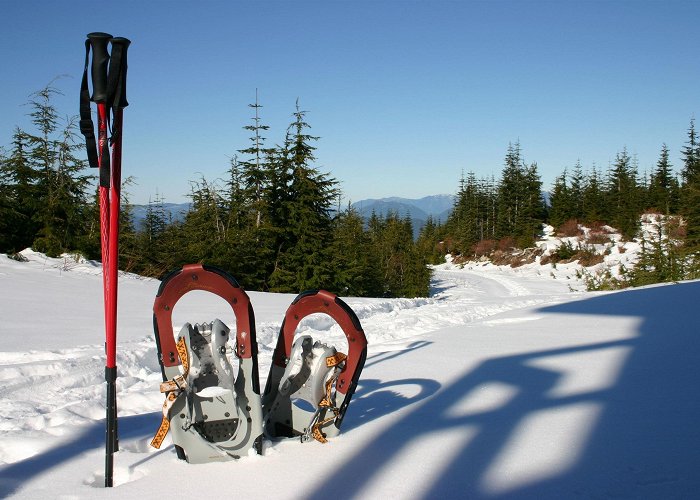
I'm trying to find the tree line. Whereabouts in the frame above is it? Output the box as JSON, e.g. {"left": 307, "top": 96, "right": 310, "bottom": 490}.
{"left": 429, "top": 120, "right": 700, "bottom": 287}
{"left": 0, "top": 85, "right": 430, "bottom": 297}
{"left": 2, "top": 83, "right": 699, "bottom": 296}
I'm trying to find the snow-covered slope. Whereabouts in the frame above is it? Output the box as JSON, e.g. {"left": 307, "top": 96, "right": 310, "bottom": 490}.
{"left": 1, "top": 250, "right": 698, "bottom": 498}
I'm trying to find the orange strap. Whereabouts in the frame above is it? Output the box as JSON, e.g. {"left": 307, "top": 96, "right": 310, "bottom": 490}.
{"left": 310, "top": 352, "right": 347, "bottom": 443}
{"left": 150, "top": 337, "right": 189, "bottom": 449}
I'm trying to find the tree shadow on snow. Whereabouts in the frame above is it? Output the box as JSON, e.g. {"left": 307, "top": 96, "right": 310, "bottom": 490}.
{"left": 306, "top": 281, "right": 700, "bottom": 499}
{"left": 0, "top": 412, "right": 161, "bottom": 497}
{"left": 344, "top": 377, "right": 442, "bottom": 432}
{"left": 342, "top": 341, "right": 439, "bottom": 432}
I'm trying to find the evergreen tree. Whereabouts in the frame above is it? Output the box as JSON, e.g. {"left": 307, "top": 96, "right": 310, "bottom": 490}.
{"left": 496, "top": 142, "right": 523, "bottom": 239}
{"left": 180, "top": 177, "right": 227, "bottom": 265}
{"left": 238, "top": 92, "right": 273, "bottom": 230}
{"left": 582, "top": 166, "right": 605, "bottom": 223}
{"left": 605, "top": 149, "right": 639, "bottom": 239}
{"left": 647, "top": 144, "right": 679, "bottom": 215}
{"left": 0, "top": 128, "right": 40, "bottom": 252}
{"left": 223, "top": 155, "right": 246, "bottom": 234}
{"left": 136, "top": 192, "right": 170, "bottom": 273}
{"left": 329, "top": 205, "right": 382, "bottom": 296}
{"left": 448, "top": 171, "right": 481, "bottom": 253}
{"left": 416, "top": 215, "right": 446, "bottom": 265}
{"left": 629, "top": 215, "right": 684, "bottom": 285}
{"left": 369, "top": 212, "right": 430, "bottom": 297}
{"left": 680, "top": 119, "right": 700, "bottom": 256}
{"left": 24, "top": 86, "right": 92, "bottom": 256}
{"left": 496, "top": 143, "right": 543, "bottom": 246}
{"left": 569, "top": 160, "right": 585, "bottom": 219}
{"left": 269, "top": 103, "right": 339, "bottom": 292}
{"left": 548, "top": 169, "right": 571, "bottom": 228}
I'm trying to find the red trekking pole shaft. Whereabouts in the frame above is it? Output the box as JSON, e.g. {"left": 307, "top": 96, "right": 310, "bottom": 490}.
{"left": 86, "top": 33, "right": 112, "bottom": 324}
{"left": 84, "top": 32, "right": 130, "bottom": 488}
{"left": 105, "top": 36, "right": 130, "bottom": 370}
{"left": 105, "top": 35, "right": 130, "bottom": 489}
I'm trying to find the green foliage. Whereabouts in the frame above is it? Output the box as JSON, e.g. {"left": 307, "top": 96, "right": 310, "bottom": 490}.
{"left": 496, "top": 143, "right": 544, "bottom": 246}
{"left": 605, "top": 149, "right": 641, "bottom": 239}
{"left": 680, "top": 119, "right": 700, "bottom": 256}
{"left": 368, "top": 212, "right": 431, "bottom": 297}
{"left": 1, "top": 85, "right": 93, "bottom": 256}
{"left": 329, "top": 206, "right": 383, "bottom": 296}
{"left": 116, "top": 99, "right": 433, "bottom": 298}
{"left": 629, "top": 217, "right": 684, "bottom": 286}
{"left": 583, "top": 267, "right": 629, "bottom": 291}
{"left": 4, "top": 81, "right": 699, "bottom": 297}
{"left": 647, "top": 144, "right": 680, "bottom": 215}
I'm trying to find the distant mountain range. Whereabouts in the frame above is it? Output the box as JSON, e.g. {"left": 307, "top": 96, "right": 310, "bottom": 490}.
{"left": 130, "top": 203, "right": 190, "bottom": 228}
{"left": 130, "top": 195, "right": 456, "bottom": 237}
{"left": 351, "top": 195, "right": 454, "bottom": 237}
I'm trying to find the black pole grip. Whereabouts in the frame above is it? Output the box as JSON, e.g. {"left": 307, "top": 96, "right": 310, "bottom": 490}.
{"left": 87, "top": 32, "right": 112, "bottom": 103}
{"left": 108, "top": 37, "right": 131, "bottom": 108}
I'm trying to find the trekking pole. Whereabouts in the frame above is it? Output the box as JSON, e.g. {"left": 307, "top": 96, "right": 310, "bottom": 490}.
{"left": 80, "top": 32, "right": 130, "bottom": 488}
{"left": 104, "top": 36, "right": 130, "bottom": 488}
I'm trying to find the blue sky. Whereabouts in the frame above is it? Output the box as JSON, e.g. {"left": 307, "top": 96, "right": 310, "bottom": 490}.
{"left": 1, "top": 0, "right": 698, "bottom": 205}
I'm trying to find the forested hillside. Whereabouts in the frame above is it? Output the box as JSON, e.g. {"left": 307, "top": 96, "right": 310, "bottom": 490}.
{"left": 431, "top": 124, "right": 700, "bottom": 288}
{"left": 0, "top": 86, "right": 429, "bottom": 297}
{"left": 2, "top": 85, "right": 699, "bottom": 296}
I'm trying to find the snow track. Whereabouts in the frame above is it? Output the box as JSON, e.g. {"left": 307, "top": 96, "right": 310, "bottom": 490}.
{"left": 0, "top": 254, "right": 579, "bottom": 466}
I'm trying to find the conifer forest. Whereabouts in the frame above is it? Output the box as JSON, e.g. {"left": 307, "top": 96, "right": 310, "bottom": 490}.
{"left": 2, "top": 84, "right": 700, "bottom": 296}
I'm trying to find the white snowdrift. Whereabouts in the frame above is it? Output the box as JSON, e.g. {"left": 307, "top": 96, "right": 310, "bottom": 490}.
{"left": 0, "top": 249, "right": 698, "bottom": 498}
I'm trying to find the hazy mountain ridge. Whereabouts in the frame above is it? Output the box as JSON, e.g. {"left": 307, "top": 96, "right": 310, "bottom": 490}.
{"left": 131, "top": 195, "right": 456, "bottom": 233}
{"left": 351, "top": 195, "right": 455, "bottom": 237}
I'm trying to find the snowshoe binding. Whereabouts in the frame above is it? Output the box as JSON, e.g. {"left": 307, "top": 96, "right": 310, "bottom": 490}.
{"left": 150, "top": 264, "right": 263, "bottom": 463}
{"left": 262, "top": 290, "right": 367, "bottom": 443}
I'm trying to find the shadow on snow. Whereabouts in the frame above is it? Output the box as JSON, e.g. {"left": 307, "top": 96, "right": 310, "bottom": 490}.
{"left": 0, "top": 412, "right": 161, "bottom": 497}
{"left": 307, "top": 281, "right": 700, "bottom": 498}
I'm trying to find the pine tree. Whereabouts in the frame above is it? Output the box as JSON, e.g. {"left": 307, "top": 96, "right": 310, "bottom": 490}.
{"left": 369, "top": 212, "right": 430, "bottom": 297}
{"left": 569, "top": 161, "right": 585, "bottom": 220}
{"left": 180, "top": 177, "right": 227, "bottom": 265}
{"left": 647, "top": 144, "right": 679, "bottom": 215}
{"left": 24, "top": 86, "right": 92, "bottom": 256}
{"left": 0, "top": 128, "right": 40, "bottom": 252}
{"left": 496, "top": 142, "right": 523, "bottom": 239}
{"left": 329, "top": 205, "right": 382, "bottom": 296}
{"left": 130, "top": 192, "right": 172, "bottom": 276}
{"left": 629, "top": 215, "right": 684, "bottom": 286}
{"left": 680, "top": 119, "right": 700, "bottom": 256}
{"left": 448, "top": 171, "right": 481, "bottom": 253}
{"left": 548, "top": 169, "right": 571, "bottom": 228}
{"left": 269, "top": 103, "right": 339, "bottom": 293}
{"left": 238, "top": 91, "right": 273, "bottom": 230}
{"left": 523, "top": 162, "right": 545, "bottom": 242}
{"left": 416, "top": 215, "right": 446, "bottom": 265}
{"left": 582, "top": 166, "right": 605, "bottom": 223}
{"left": 605, "top": 149, "right": 639, "bottom": 239}
{"left": 496, "top": 143, "right": 543, "bottom": 247}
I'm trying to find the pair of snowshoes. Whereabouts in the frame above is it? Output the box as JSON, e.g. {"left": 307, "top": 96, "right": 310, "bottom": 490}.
{"left": 150, "top": 264, "right": 367, "bottom": 464}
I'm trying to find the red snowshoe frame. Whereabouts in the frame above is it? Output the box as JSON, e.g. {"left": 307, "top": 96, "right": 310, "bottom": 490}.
{"left": 154, "top": 264, "right": 258, "bottom": 373}
{"left": 152, "top": 264, "right": 262, "bottom": 462}
{"left": 263, "top": 289, "right": 368, "bottom": 441}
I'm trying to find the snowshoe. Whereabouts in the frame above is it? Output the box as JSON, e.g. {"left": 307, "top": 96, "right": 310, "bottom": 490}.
{"left": 150, "top": 264, "right": 263, "bottom": 463}
{"left": 262, "top": 289, "right": 367, "bottom": 443}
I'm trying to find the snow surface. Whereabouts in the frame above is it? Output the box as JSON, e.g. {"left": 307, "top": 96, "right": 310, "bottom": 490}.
{"left": 1, "top": 249, "right": 699, "bottom": 498}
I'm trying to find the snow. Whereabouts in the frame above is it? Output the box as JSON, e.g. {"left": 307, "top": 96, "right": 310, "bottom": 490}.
{"left": 1, "top": 248, "right": 699, "bottom": 498}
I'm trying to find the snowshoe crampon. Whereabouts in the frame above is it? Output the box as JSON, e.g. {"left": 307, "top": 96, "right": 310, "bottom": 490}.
{"left": 150, "top": 264, "right": 262, "bottom": 463}
{"left": 262, "top": 290, "right": 367, "bottom": 443}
